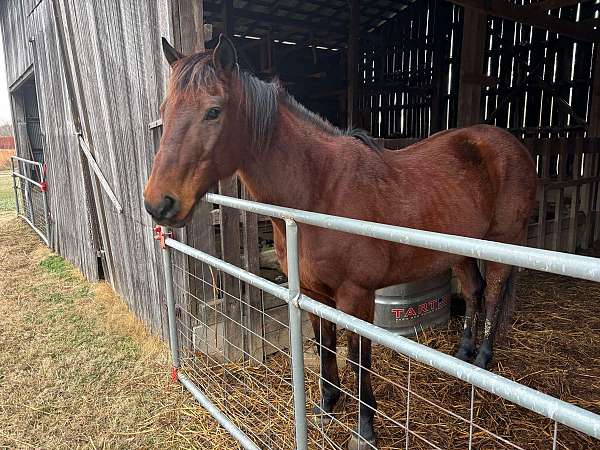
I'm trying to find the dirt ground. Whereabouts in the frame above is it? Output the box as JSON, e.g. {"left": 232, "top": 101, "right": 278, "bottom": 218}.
{"left": 0, "top": 171, "right": 235, "bottom": 449}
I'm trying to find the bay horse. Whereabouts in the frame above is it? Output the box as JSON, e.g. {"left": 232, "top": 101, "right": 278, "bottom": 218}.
{"left": 144, "top": 35, "right": 537, "bottom": 449}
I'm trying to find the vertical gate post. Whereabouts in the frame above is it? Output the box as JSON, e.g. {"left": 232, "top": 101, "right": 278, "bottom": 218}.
{"left": 160, "top": 226, "right": 180, "bottom": 374}
{"left": 285, "top": 218, "right": 308, "bottom": 450}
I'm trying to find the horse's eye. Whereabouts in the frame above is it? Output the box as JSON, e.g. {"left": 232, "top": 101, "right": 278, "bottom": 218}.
{"left": 204, "top": 107, "right": 221, "bottom": 121}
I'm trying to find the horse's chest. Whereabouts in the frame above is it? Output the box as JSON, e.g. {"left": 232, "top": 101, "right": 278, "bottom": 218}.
{"left": 272, "top": 223, "right": 340, "bottom": 291}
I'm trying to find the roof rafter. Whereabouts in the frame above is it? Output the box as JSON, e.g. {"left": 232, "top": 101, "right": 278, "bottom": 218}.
{"left": 450, "top": 0, "right": 600, "bottom": 42}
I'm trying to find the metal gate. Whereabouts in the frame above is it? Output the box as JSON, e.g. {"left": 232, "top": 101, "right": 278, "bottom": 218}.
{"left": 158, "top": 194, "right": 600, "bottom": 449}
{"left": 10, "top": 156, "right": 50, "bottom": 246}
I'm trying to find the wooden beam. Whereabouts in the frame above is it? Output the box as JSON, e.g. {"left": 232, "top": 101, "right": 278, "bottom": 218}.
{"left": 347, "top": 0, "right": 359, "bottom": 128}
{"left": 204, "top": 2, "right": 347, "bottom": 36}
{"left": 520, "top": 0, "right": 581, "bottom": 17}
{"left": 450, "top": 0, "right": 600, "bottom": 42}
{"left": 457, "top": 7, "right": 487, "bottom": 127}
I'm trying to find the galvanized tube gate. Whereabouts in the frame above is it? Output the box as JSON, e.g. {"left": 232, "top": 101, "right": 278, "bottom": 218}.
{"left": 10, "top": 156, "right": 51, "bottom": 246}
{"left": 158, "top": 196, "right": 600, "bottom": 449}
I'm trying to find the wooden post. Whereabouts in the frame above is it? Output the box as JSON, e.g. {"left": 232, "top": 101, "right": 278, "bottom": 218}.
{"left": 347, "top": 0, "right": 359, "bottom": 128}
{"left": 171, "top": 0, "right": 205, "bottom": 54}
{"left": 430, "top": 0, "right": 450, "bottom": 134}
{"left": 172, "top": 0, "right": 217, "bottom": 351}
{"left": 587, "top": 46, "right": 600, "bottom": 244}
{"left": 222, "top": 0, "right": 233, "bottom": 37}
{"left": 456, "top": 7, "right": 487, "bottom": 127}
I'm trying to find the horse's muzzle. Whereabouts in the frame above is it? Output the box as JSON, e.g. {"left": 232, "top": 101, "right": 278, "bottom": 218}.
{"left": 144, "top": 195, "right": 180, "bottom": 224}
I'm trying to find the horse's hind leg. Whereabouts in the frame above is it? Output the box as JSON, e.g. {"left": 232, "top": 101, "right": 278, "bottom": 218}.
{"left": 308, "top": 313, "right": 341, "bottom": 420}
{"left": 453, "top": 258, "right": 485, "bottom": 361}
{"left": 474, "top": 262, "right": 513, "bottom": 369}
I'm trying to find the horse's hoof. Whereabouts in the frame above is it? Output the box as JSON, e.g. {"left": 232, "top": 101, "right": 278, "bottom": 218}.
{"left": 312, "top": 405, "right": 334, "bottom": 425}
{"left": 473, "top": 352, "right": 491, "bottom": 369}
{"left": 348, "top": 434, "right": 377, "bottom": 450}
{"left": 455, "top": 347, "right": 474, "bottom": 362}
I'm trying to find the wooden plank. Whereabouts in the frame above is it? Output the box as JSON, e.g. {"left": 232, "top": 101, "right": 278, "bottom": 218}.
{"left": 537, "top": 141, "right": 551, "bottom": 249}
{"left": 241, "top": 185, "right": 264, "bottom": 362}
{"left": 552, "top": 139, "right": 566, "bottom": 250}
{"left": 218, "top": 176, "right": 243, "bottom": 361}
{"left": 346, "top": 0, "right": 359, "bottom": 128}
{"left": 582, "top": 154, "right": 599, "bottom": 249}
{"left": 177, "top": 0, "right": 204, "bottom": 54}
{"left": 457, "top": 7, "right": 487, "bottom": 128}
{"left": 568, "top": 147, "right": 582, "bottom": 252}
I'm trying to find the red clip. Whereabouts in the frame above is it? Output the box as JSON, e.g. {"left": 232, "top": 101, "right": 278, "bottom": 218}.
{"left": 171, "top": 366, "right": 178, "bottom": 382}
{"left": 153, "top": 226, "right": 173, "bottom": 249}
{"left": 40, "top": 181, "right": 48, "bottom": 193}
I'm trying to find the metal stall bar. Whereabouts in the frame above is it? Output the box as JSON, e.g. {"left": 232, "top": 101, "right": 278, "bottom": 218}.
{"left": 285, "top": 219, "right": 308, "bottom": 450}
{"left": 205, "top": 193, "right": 600, "bottom": 282}
{"left": 163, "top": 236, "right": 600, "bottom": 441}
{"left": 158, "top": 228, "right": 260, "bottom": 450}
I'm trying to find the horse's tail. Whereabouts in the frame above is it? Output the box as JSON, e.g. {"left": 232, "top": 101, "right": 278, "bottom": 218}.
{"left": 495, "top": 266, "right": 518, "bottom": 342}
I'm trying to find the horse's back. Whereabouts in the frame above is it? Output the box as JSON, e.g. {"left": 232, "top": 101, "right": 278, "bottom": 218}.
{"left": 382, "top": 124, "right": 537, "bottom": 243}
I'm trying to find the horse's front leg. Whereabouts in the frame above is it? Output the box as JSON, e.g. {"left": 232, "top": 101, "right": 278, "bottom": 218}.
{"left": 308, "top": 314, "right": 341, "bottom": 421}
{"left": 336, "top": 283, "right": 377, "bottom": 450}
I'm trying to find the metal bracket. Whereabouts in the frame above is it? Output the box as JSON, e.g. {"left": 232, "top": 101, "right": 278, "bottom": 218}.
{"left": 290, "top": 292, "right": 302, "bottom": 308}
{"left": 154, "top": 226, "right": 174, "bottom": 249}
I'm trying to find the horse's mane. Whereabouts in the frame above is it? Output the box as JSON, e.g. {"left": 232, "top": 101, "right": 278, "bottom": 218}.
{"left": 170, "top": 52, "right": 382, "bottom": 153}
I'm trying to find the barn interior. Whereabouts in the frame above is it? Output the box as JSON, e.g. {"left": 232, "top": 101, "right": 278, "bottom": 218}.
{"left": 195, "top": 0, "right": 600, "bottom": 256}
{"left": 200, "top": 0, "right": 600, "bottom": 141}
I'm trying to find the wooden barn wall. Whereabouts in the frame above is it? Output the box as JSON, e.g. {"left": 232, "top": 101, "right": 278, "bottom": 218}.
{"left": 0, "top": 0, "right": 99, "bottom": 279}
{"left": 481, "top": 1, "right": 600, "bottom": 139}
{"left": 58, "top": 0, "right": 172, "bottom": 338}
{"left": 0, "top": 0, "right": 32, "bottom": 86}
{"left": 357, "top": 0, "right": 463, "bottom": 139}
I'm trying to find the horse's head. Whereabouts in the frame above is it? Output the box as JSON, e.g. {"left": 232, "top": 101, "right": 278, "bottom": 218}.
{"left": 144, "top": 35, "right": 244, "bottom": 227}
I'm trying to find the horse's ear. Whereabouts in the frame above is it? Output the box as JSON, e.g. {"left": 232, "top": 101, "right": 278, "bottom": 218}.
{"left": 162, "top": 37, "right": 184, "bottom": 67}
{"left": 213, "top": 34, "right": 237, "bottom": 73}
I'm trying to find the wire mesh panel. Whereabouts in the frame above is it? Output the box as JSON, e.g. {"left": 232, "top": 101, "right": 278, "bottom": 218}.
{"left": 171, "top": 257, "right": 301, "bottom": 449}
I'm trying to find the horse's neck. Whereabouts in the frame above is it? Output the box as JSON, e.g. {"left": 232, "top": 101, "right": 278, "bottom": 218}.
{"left": 238, "top": 106, "right": 332, "bottom": 210}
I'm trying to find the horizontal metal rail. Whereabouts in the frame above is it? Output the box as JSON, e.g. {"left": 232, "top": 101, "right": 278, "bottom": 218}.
{"left": 11, "top": 155, "right": 43, "bottom": 168}
{"left": 205, "top": 193, "right": 600, "bottom": 282}
{"left": 165, "top": 236, "right": 600, "bottom": 440}
{"left": 11, "top": 171, "right": 43, "bottom": 188}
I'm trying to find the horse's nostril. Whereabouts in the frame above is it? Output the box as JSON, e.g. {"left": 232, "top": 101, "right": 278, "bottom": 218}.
{"left": 157, "top": 195, "right": 179, "bottom": 219}
{"left": 145, "top": 195, "right": 180, "bottom": 220}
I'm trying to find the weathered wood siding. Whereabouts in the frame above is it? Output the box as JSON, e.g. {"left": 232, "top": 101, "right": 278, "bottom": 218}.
{"left": 0, "top": 0, "right": 99, "bottom": 280}
{"left": 29, "top": 1, "right": 100, "bottom": 280}
{"left": 0, "top": 0, "right": 33, "bottom": 86}
{"left": 55, "top": 0, "right": 172, "bottom": 337}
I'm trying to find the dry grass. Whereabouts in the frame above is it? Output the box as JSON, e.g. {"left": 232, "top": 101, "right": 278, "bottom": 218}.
{"left": 0, "top": 214, "right": 237, "bottom": 449}
{"left": 0, "top": 170, "right": 15, "bottom": 213}
{"left": 0, "top": 149, "right": 14, "bottom": 170}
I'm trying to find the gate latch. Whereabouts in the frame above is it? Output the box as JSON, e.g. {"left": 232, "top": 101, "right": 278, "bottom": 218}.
{"left": 153, "top": 226, "right": 173, "bottom": 249}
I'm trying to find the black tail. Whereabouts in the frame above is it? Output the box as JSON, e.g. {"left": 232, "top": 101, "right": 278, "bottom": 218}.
{"left": 495, "top": 267, "right": 518, "bottom": 342}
